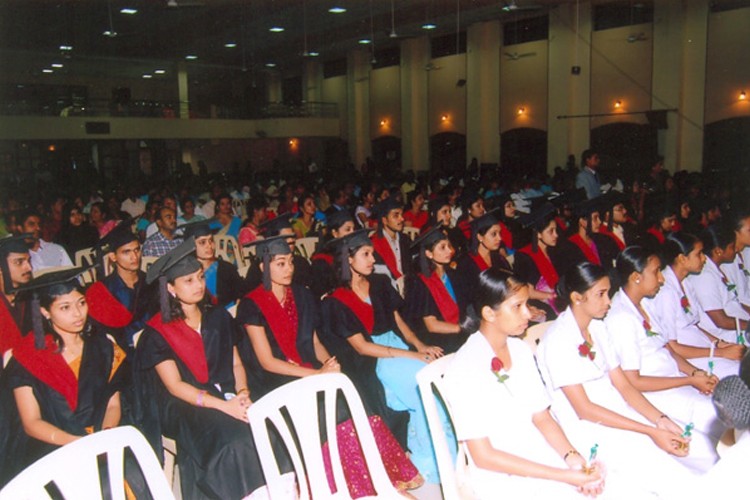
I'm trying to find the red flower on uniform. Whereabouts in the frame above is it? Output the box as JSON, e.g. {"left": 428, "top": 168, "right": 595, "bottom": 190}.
{"left": 680, "top": 295, "right": 691, "bottom": 314}
{"left": 578, "top": 340, "right": 596, "bottom": 360}
{"left": 491, "top": 357, "right": 503, "bottom": 372}
{"left": 643, "top": 319, "right": 658, "bottom": 337}
{"left": 491, "top": 357, "right": 509, "bottom": 383}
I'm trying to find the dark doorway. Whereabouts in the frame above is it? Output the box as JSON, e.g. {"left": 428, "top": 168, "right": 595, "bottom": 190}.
{"left": 500, "top": 128, "right": 547, "bottom": 179}
{"left": 430, "top": 132, "right": 466, "bottom": 176}
{"left": 371, "top": 135, "right": 401, "bottom": 176}
{"left": 591, "top": 122, "right": 657, "bottom": 183}
{"left": 704, "top": 117, "right": 750, "bottom": 178}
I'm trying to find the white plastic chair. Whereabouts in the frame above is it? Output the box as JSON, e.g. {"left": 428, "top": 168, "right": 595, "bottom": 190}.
{"left": 295, "top": 236, "right": 318, "bottom": 261}
{"left": 0, "top": 426, "right": 174, "bottom": 500}
{"left": 232, "top": 198, "right": 246, "bottom": 218}
{"left": 214, "top": 234, "right": 242, "bottom": 266}
{"left": 74, "top": 247, "right": 96, "bottom": 267}
{"left": 246, "top": 373, "right": 401, "bottom": 499}
{"left": 402, "top": 227, "right": 420, "bottom": 241}
{"left": 522, "top": 321, "right": 552, "bottom": 354}
{"left": 416, "top": 354, "right": 466, "bottom": 500}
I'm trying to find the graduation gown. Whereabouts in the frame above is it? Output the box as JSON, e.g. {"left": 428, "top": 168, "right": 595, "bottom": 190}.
{"left": 236, "top": 284, "right": 320, "bottom": 398}
{"left": 134, "top": 307, "right": 267, "bottom": 500}
{"left": 513, "top": 246, "right": 564, "bottom": 318}
{"left": 205, "top": 259, "right": 247, "bottom": 306}
{"left": 454, "top": 250, "right": 512, "bottom": 294}
{"left": 310, "top": 251, "right": 337, "bottom": 298}
{"left": 371, "top": 231, "right": 412, "bottom": 280}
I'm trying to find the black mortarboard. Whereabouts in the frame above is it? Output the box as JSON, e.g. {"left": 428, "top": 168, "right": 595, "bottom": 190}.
{"left": 411, "top": 226, "right": 449, "bottom": 275}
{"left": 14, "top": 265, "right": 95, "bottom": 349}
{"left": 179, "top": 220, "right": 217, "bottom": 240}
{"left": 98, "top": 221, "right": 138, "bottom": 254}
{"left": 328, "top": 229, "right": 373, "bottom": 282}
{"left": 573, "top": 195, "right": 605, "bottom": 219}
{"left": 260, "top": 213, "right": 294, "bottom": 237}
{"left": 548, "top": 188, "right": 586, "bottom": 209}
{"left": 146, "top": 237, "right": 202, "bottom": 322}
{"left": 372, "top": 197, "right": 402, "bottom": 221}
{"left": 244, "top": 235, "right": 293, "bottom": 290}
{"left": 0, "top": 234, "right": 32, "bottom": 294}
{"left": 468, "top": 209, "right": 501, "bottom": 253}
{"left": 518, "top": 202, "right": 557, "bottom": 230}
{"left": 326, "top": 210, "right": 354, "bottom": 232}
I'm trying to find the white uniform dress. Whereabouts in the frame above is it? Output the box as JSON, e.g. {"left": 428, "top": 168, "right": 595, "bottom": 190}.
{"left": 721, "top": 252, "right": 750, "bottom": 307}
{"left": 688, "top": 259, "right": 749, "bottom": 342}
{"left": 443, "top": 332, "right": 584, "bottom": 499}
{"left": 537, "top": 308, "right": 694, "bottom": 498}
{"left": 605, "top": 291, "right": 723, "bottom": 472}
{"left": 647, "top": 266, "right": 739, "bottom": 379}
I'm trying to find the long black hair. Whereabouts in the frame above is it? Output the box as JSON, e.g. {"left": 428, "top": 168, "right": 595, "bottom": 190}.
{"left": 700, "top": 223, "right": 735, "bottom": 257}
{"left": 460, "top": 268, "right": 526, "bottom": 333}
{"left": 40, "top": 281, "right": 93, "bottom": 351}
{"left": 662, "top": 232, "right": 699, "bottom": 265}
{"left": 556, "top": 262, "right": 608, "bottom": 309}
{"left": 615, "top": 245, "right": 658, "bottom": 289}
{"left": 334, "top": 241, "right": 372, "bottom": 287}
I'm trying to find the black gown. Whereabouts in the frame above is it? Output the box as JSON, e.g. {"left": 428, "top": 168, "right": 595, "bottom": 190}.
{"left": 309, "top": 251, "right": 337, "bottom": 298}
{"left": 511, "top": 247, "right": 564, "bottom": 319}
{"left": 236, "top": 284, "right": 321, "bottom": 399}
{"left": 319, "top": 274, "right": 410, "bottom": 448}
{"left": 134, "top": 306, "right": 268, "bottom": 500}
{"left": 403, "top": 268, "right": 470, "bottom": 353}
{"left": 454, "top": 250, "right": 512, "bottom": 294}
{"left": 211, "top": 259, "right": 247, "bottom": 306}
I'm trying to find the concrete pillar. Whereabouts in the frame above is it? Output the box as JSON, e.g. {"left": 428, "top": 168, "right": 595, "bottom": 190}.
{"left": 347, "top": 49, "right": 372, "bottom": 169}
{"left": 177, "top": 62, "right": 189, "bottom": 119}
{"left": 400, "top": 37, "right": 430, "bottom": 171}
{"left": 266, "top": 71, "right": 282, "bottom": 103}
{"left": 303, "top": 60, "right": 323, "bottom": 103}
{"left": 467, "top": 20, "right": 501, "bottom": 166}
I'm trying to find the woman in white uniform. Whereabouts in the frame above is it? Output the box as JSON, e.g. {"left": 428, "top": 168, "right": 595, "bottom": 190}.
{"left": 648, "top": 233, "right": 744, "bottom": 379}
{"left": 720, "top": 210, "right": 750, "bottom": 308}
{"left": 688, "top": 225, "right": 750, "bottom": 343}
{"left": 443, "top": 268, "right": 604, "bottom": 499}
{"left": 605, "top": 246, "right": 724, "bottom": 472}
{"left": 537, "top": 262, "right": 694, "bottom": 498}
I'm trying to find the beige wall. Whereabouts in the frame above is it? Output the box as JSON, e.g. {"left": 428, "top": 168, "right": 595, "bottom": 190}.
{"left": 321, "top": 75, "right": 348, "bottom": 138}
{"left": 428, "top": 54, "right": 467, "bottom": 137}
{"left": 369, "top": 66, "right": 401, "bottom": 138}
{"left": 500, "top": 39, "right": 548, "bottom": 133}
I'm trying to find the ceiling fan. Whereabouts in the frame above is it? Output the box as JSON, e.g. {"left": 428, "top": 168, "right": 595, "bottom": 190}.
{"left": 627, "top": 32, "right": 648, "bottom": 43}
{"left": 501, "top": 0, "right": 542, "bottom": 12}
{"left": 504, "top": 51, "right": 537, "bottom": 60}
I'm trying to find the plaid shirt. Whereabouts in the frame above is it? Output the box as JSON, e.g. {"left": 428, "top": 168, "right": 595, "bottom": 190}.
{"left": 142, "top": 231, "right": 183, "bottom": 257}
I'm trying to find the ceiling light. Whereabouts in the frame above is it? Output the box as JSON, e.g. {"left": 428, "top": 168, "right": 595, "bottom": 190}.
{"left": 422, "top": 23, "right": 437, "bottom": 30}
{"left": 103, "top": 30, "right": 118, "bottom": 37}
{"left": 269, "top": 26, "right": 285, "bottom": 33}
{"left": 120, "top": 8, "right": 138, "bottom": 15}
{"left": 142, "top": 74, "right": 153, "bottom": 79}
{"left": 265, "top": 63, "right": 277, "bottom": 68}
{"left": 224, "top": 42, "right": 237, "bottom": 48}
{"left": 59, "top": 45, "right": 73, "bottom": 51}
{"left": 329, "top": 7, "right": 346, "bottom": 13}
{"left": 154, "top": 69, "right": 166, "bottom": 74}
{"left": 185, "top": 55, "right": 198, "bottom": 60}
{"left": 51, "top": 63, "right": 63, "bottom": 68}
{"left": 309, "top": 51, "right": 320, "bottom": 57}
{"left": 358, "top": 39, "right": 371, "bottom": 45}
{"left": 42, "top": 69, "right": 54, "bottom": 73}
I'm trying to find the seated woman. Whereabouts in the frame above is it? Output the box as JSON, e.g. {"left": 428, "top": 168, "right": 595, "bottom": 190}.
{"left": 135, "top": 239, "right": 281, "bottom": 499}
{"left": 455, "top": 210, "right": 512, "bottom": 291}
{"left": 238, "top": 196, "right": 268, "bottom": 246}
{"left": 291, "top": 193, "right": 319, "bottom": 239}
{"left": 89, "top": 201, "right": 119, "bottom": 238}
{"left": 558, "top": 197, "right": 604, "bottom": 272}
{"left": 403, "top": 190, "right": 428, "bottom": 230}
{"left": 0, "top": 267, "right": 129, "bottom": 486}
{"left": 639, "top": 204, "right": 677, "bottom": 251}
{"left": 688, "top": 224, "right": 750, "bottom": 343}
{"left": 604, "top": 246, "right": 725, "bottom": 472}
{"left": 404, "top": 227, "right": 469, "bottom": 353}
{"left": 536, "top": 262, "right": 694, "bottom": 496}
{"left": 209, "top": 192, "right": 242, "bottom": 240}
{"left": 244, "top": 214, "right": 312, "bottom": 290}
{"left": 720, "top": 210, "right": 750, "bottom": 308}
{"left": 443, "top": 268, "right": 604, "bottom": 499}
{"left": 648, "top": 232, "right": 744, "bottom": 378}
{"left": 57, "top": 203, "right": 99, "bottom": 260}
{"left": 320, "top": 229, "right": 446, "bottom": 484}
{"left": 455, "top": 190, "right": 486, "bottom": 250}
{"left": 310, "top": 210, "right": 356, "bottom": 298}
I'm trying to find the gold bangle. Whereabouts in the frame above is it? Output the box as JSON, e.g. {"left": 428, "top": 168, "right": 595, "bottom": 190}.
{"left": 564, "top": 450, "right": 580, "bottom": 461}
{"left": 237, "top": 388, "right": 249, "bottom": 395}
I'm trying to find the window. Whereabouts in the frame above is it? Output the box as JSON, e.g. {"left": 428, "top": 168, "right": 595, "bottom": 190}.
{"left": 431, "top": 32, "right": 466, "bottom": 59}
{"left": 593, "top": 2, "right": 653, "bottom": 31}
{"left": 503, "top": 15, "right": 548, "bottom": 45}
{"left": 323, "top": 59, "right": 347, "bottom": 78}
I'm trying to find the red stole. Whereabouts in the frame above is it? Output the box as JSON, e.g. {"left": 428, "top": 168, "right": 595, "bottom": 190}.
{"left": 519, "top": 245, "right": 559, "bottom": 288}
{"left": 499, "top": 221, "right": 514, "bottom": 249}
{"left": 568, "top": 234, "right": 601, "bottom": 265}
{"left": 0, "top": 299, "right": 23, "bottom": 354}
{"left": 246, "top": 286, "right": 310, "bottom": 367}
{"left": 458, "top": 220, "right": 471, "bottom": 240}
{"left": 146, "top": 313, "right": 209, "bottom": 384}
{"left": 85, "top": 281, "right": 134, "bottom": 328}
{"left": 331, "top": 288, "right": 374, "bottom": 335}
{"left": 647, "top": 227, "right": 666, "bottom": 244}
{"left": 311, "top": 252, "right": 334, "bottom": 265}
{"left": 470, "top": 252, "right": 490, "bottom": 272}
{"left": 371, "top": 234, "right": 402, "bottom": 279}
{"left": 13, "top": 334, "right": 79, "bottom": 411}
{"left": 419, "top": 273, "right": 459, "bottom": 324}
{"left": 598, "top": 226, "right": 626, "bottom": 250}
{"left": 554, "top": 217, "right": 568, "bottom": 233}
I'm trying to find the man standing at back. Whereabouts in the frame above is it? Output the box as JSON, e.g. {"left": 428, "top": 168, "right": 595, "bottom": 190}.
{"left": 576, "top": 149, "right": 602, "bottom": 199}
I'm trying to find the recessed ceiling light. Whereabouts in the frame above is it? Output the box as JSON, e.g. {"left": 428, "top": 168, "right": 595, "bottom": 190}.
{"left": 59, "top": 45, "right": 73, "bottom": 51}
{"left": 51, "top": 63, "right": 64, "bottom": 68}
{"left": 265, "top": 63, "right": 277, "bottom": 68}
{"left": 142, "top": 74, "right": 153, "bottom": 79}
{"left": 329, "top": 7, "right": 346, "bottom": 13}
{"left": 185, "top": 55, "right": 198, "bottom": 60}
{"left": 358, "top": 39, "right": 371, "bottom": 45}
{"left": 42, "top": 69, "right": 54, "bottom": 73}
{"left": 422, "top": 23, "right": 437, "bottom": 30}
{"left": 120, "top": 8, "right": 138, "bottom": 15}
{"left": 309, "top": 51, "right": 320, "bottom": 57}
{"left": 224, "top": 42, "right": 237, "bottom": 48}
{"left": 154, "top": 69, "right": 166, "bottom": 74}
{"left": 269, "top": 26, "right": 285, "bottom": 33}
{"left": 103, "top": 30, "right": 118, "bottom": 37}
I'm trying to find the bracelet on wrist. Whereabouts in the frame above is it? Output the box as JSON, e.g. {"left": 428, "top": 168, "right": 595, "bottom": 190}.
{"left": 656, "top": 414, "right": 668, "bottom": 423}
{"left": 563, "top": 450, "right": 580, "bottom": 461}
{"left": 237, "top": 388, "right": 249, "bottom": 395}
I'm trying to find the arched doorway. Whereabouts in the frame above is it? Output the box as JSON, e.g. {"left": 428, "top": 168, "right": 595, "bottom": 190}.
{"left": 371, "top": 135, "right": 402, "bottom": 176}
{"left": 500, "top": 128, "right": 547, "bottom": 179}
{"left": 430, "top": 132, "right": 466, "bottom": 176}
{"left": 591, "top": 122, "right": 656, "bottom": 183}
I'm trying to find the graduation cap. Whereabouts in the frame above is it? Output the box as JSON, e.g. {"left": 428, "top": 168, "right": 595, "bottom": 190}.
{"left": 0, "top": 234, "right": 32, "bottom": 294}
{"left": 327, "top": 229, "right": 373, "bottom": 283}
{"left": 326, "top": 210, "right": 354, "bottom": 232}
{"left": 372, "top": 197, "right": 402, "bottom": 221}
{"left": 146, "top": 237, "right": 202, "bottom": 322}
{"left": 244, "top": 235, "right": 293, "bottom": 290}
{"left": 95, "top": 221, "right": 139, "bottom": 277}
{"left": 260, "top": 212, "right": 294, "bottom": 237}
{"left": 468, "top": 209, "right": 501, "bottom": 253}
{"left": 548, "top": 188, "right": 586, "bottom": 209}
{"left": 518, "top": 202, "right": 557, "bottom": 231}
{"left": 14, "top": 266, "right": 95, "bottom": 349}
{"left": 179, "top": 220, "right": 218, "bottom": 240}
{"left": 411, "top": 226, "right": 449, "bottom": 275}
{"left": 573, "top": 195, "right": 605, "bottom": 220}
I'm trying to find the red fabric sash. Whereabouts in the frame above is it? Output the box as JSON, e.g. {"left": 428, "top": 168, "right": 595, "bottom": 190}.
{"left": 85, "top": 281, "right": 134, "bottom": 328}
{"left": 470, "top": 252, "right": 490, "bottom": 272}
{"left": 13, "top": 334, "right": 79, "bottom": 411}
{"left": 519, "top": 245, "right": 559, "bottom": 288}
{"left": 458, "top": 220, "right": 471, "bottom": 240}
{"left": 331, "top": 288, "right": 374, "bottom": 335}
{"left": 419, "top": 274, "right": 459, "bottom": 324}
{"left": 598, "top": 227, "right": 626, "bottom": 250}
{"left": 371, "top": 234, "right": 402, "bottom": 279}
{"left": 499, "top": 222, "right": 513, "bottom": 249}
{"left": 647, "top": 227, "right": 666, "bottom": 244}
{"left": 146, "top": 313, "right": 209, "bottom": 384}
{"left": 0, "top": 300, "right": 23, "bottom": 354}
{"left": 246, "top": 286, "right": 310, "bottom": 367}
{"left": 569, "top": 234, "right": 601, "bottom": 266}
{"left": 312, "top": 252, "right": 334, "bottom": 265}
{"left": 554, "top": 217, "right": 568, "bottom": 233}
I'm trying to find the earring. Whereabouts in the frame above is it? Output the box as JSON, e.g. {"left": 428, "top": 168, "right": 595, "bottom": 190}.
{"left": 576, "top": 301, "right": 581, "bottom": 305}
{"left": 635, "top": 279, "right": 640, "bottom": 284}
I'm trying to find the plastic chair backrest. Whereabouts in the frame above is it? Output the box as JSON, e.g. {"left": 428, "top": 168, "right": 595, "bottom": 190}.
{"left": 74, "top": 247, "right": 96, "bottom": 267}
{"left": 402, "top": 227, "right": 420, "bottom": 241}
{"left": 246, "top": 373, "right": 401, "bottom": 500}
{"left": 522, "top": 321, "right": 552, "bottom": 354}
{"left": 141, "top": 256, "right": 158, "bottom": 273}
{"left": 295, "top": 236, "right": 318, "bottom": 261}
{"left": 416, "top": 354, "right": 462, "bottom": 500}
{"left": 232, "top": 198, "right": 246, "bottom": 218}
{"left": 0, "top": 426, "right": 174, "bottom": 500}
{"left": 213, "top": 234, "right": 242, "bottom": 266}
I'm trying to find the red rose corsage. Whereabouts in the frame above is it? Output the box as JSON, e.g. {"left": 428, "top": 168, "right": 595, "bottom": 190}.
{"left": 578, "top": 340, "right": 596, "bottom": 361}
{"left": 680, "top": 296, "right": 691, "bottom": 314}
{"left": 643, "top": 319, "right": 659, "bottom": 337}
{"left": 491, "top": 357, "right": 510, "bottom": 384}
